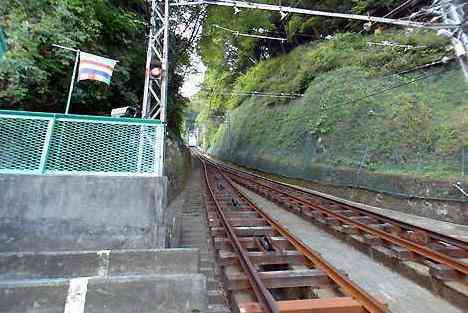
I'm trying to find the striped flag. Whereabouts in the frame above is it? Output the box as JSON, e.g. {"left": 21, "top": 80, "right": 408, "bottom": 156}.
{"left": 77, "top": 52, "right": 117, "bottom": 85}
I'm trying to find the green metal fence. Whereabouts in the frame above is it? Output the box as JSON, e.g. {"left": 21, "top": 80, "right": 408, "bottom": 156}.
{"left": 0, "top": 110, "right": 164, "bottom": 176}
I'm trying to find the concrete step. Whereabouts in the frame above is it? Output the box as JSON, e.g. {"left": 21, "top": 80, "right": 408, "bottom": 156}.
{"left": 200, "top": 267, "right": 216, "bottom": 280}
{"left": 181, "top": 231, "right": 207, "bottom": 238}
{"left": 207, "top": 304, "right": 231, "bottom": 313}
{"left": 0, "top": 249, "right": 200, "bottom": 281}
{"left": 207, "top": 289, "right": 226, "bottom": 305}
{"left": 179, "top": 239, "right": 209, "bottom": 245}
{"left": 181, "top": 228, "right": 206, "bottom": 234}
{"left": 207, "top": 278, "right": 218, "bottom": 290}
{"left": 201, "top": 258, "right": 215, "bottom": 268}
{"left": 180, "top": 240, "right": 209, "bottom": 247}
{"left": 0, "top": 274, "right": 207, "bottom": 313}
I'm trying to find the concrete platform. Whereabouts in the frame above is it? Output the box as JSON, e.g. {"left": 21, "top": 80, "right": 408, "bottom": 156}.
{"left": 0, "top": 248, "right": 200, "bottom": 280}
{"left": 0, "top": 274, "right": 207, "bottom": 313}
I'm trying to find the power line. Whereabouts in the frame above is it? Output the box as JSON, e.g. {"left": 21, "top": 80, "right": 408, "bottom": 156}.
{"left": 226, "top": 91, "right": 304, "bottom": 98}
{"left": 172, "top": 0, "right": 460, "bottom": 29}
{"left": 338, "top": 66, "right": 449, "bottom": 107}
{"left": 384, "top": 0, "right": 418, "bottom": 18}
{"left": 213, "top": 24, "right": 287, "bottom": 41}
{"left": 367, "top": 41, "right": 428, "bottom": 49}
{"left": 206, "top": 57, "right": 454, "bottom": 103}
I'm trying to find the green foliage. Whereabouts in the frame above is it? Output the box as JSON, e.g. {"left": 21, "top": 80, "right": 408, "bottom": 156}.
{"left": 0, "top": 0, "right": 144, "bottom": 113}
{"left": 189, "top": 0, "right": 465, "bottom": 179}
{"left": 201, "top": 29, "right": 465, "bottom": 179}
{"left": 0, "top": 0, "right": 192, "bottom": 135}
{"left": 215, "top": 30, "right": 447, "bottom": 111}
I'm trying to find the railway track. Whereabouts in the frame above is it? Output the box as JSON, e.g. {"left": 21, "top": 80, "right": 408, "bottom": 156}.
{"left": 199, "top": 155, "right": 390, "bottom": 313}
{"left": 196, "top": 151, "right": 468, "bottom": 286}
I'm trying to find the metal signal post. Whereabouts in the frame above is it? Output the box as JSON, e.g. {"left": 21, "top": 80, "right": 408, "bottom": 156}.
{"left": 142, "top": 0, "right": 170, "bottom": 121}
{"left": 142, "top": 0, "right": 170, "bottom": 176}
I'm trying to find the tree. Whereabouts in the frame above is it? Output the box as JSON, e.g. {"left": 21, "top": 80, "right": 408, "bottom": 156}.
{"left": 0, "top": 0, "right": 197, "bottom": 135}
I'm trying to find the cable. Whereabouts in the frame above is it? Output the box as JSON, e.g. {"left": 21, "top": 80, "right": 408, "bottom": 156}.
{"left": 225, "top": 91, "right": 304, "bottom": 98}
{"left": 384, "top": 0, "right": 418, "bottom": 18}
{"left": 338, "top": 66, "right": 448, "bottom": 107}
{"left": 213, "top": 24, "right": 287, "bottom": 41}
{"left": 172, "top": 0, "right": 461, "bottom": 29}
{"left": 367, "top": 41, "right": 428, "bottom": 49}
{"left": 311, "top": 55, "right": 456, "bottom": 105}
{"left": 204, "top": 56, "right": 454, "bottom": 104}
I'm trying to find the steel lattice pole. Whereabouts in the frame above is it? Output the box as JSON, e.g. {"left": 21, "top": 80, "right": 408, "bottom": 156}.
{"left": 141, "top": 0, "right": 170, "bottom": 176}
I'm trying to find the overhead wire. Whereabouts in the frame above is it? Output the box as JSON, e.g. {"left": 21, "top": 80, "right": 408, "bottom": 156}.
{"left": 210, "top": 56, "right": 455, "bottom": 104}
{"left": 338, "top": 66, "right": 449, "bottom": 108}
{"left": 213, "top": 24, "right": 287, "bottom": 41}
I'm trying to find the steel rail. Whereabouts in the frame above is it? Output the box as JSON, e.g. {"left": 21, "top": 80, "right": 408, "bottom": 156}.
{"left": 228, "top": 167, "right": 468, "bottom": 251}
{"left": 227, "top": 168, "right": 468, "bottom": 277}
{"left": 200, "top": 158, "right": 390, "bottom": 313}
{"left": 201, "top": 160, "right": 279, "bottom": 313}
{"left": 197, "top": 152, "right": 468, "bottom": 277}
{"left": 204, "top": 154, "right": 468, "bottom": 251}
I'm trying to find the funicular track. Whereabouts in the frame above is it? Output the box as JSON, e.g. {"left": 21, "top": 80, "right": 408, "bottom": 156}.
{"left": 197, "top": 152, "right": 468, "bottom": 287}
{"left": 199, "top": 155, "right": 390, "bottom": 313}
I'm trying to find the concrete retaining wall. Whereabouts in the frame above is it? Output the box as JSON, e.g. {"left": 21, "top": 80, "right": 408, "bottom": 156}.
{"left": 0, "top": 174, "right": 168, "bottom": 252}
{"left": 214, "top": 151, "right": 468, "bottom": 225}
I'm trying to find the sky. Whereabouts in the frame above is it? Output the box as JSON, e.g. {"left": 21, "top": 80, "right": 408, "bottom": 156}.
{"left": 176, "top": 9, "right": 207, "bottom": 99}
{"left": 181, "top": 52, "right": 206, "bottom": 98}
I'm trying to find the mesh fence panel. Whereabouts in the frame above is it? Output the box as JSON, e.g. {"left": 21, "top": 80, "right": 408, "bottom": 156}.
{"left": 0, "top": 116, "right": 50, "bottom": 171}
{"left": 0, "top": 110, "right": 164, "bottom": 176}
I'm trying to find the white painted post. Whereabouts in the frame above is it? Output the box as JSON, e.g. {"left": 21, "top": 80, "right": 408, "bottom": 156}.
{"left": 38, "top": 117, "right": 56, "bottom": 174}
{"left": 137, "top": 125, "right": 146, "bottom": 173}
{"left": 65, "top": 50, "right": 80, "bottom": 114}
{"left": 52, "top": 45, "right": 80, "bottom": 115}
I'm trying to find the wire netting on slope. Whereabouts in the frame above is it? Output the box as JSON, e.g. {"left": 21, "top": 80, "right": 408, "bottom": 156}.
{"left": 211, "top": 62, "right": 467, "bottom": 201}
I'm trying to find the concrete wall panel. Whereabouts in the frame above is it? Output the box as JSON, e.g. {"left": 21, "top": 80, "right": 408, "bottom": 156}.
{"left": 0, "top": 175, "right": 168, "bottom": 252}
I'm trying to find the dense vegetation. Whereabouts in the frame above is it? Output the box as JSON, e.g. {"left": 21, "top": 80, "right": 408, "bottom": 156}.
{"left": 194, "top": 0, "right": 427, "bottom": 122}
{"left": 209, "top": 35, "right": 466, "bottom": 179}
{"left": 192, "top": 1, "right": 467, "bottom": 180}
{"left": 0, "top": 0, "right": 196, "bottom": 134}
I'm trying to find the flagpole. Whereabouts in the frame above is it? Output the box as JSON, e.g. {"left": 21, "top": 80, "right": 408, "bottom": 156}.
{"left": 52, "top": 44, "right": 80, "bottom": 114}
{"left": 65, "top": 50, "right": 80, "bottom": 114}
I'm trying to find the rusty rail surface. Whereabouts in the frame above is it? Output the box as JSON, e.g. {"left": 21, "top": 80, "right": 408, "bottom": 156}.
{"left": 201, "top": 159, "right": 279, "bottom": 313}
{"left": 197, "top": 151, "right": 468, "bottom": 282}
{"left": 198, "top": 153, "right": 389, "bottom": 313}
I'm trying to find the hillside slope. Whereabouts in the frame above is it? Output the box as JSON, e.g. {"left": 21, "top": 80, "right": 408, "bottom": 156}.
{"left": 203, "top": 31, "right": 467, "bottom": 199}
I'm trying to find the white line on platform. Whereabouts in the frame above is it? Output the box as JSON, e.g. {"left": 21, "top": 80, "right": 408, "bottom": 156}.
{"left": 64, "top": 278, "right": 89, "bottom": 313}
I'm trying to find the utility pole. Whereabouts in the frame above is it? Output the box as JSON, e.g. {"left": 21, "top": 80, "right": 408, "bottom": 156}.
{"left": 438, "top": 0, "right": 468, "bottom": 58}
{"left": 143, "top": 0, "right": 170, "bottom": 121}
{"left": 142, "top": 0, "right": 170, "bottom": 176}
{"left": 438, "top": 1, "right": 467, "bottom": 173}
